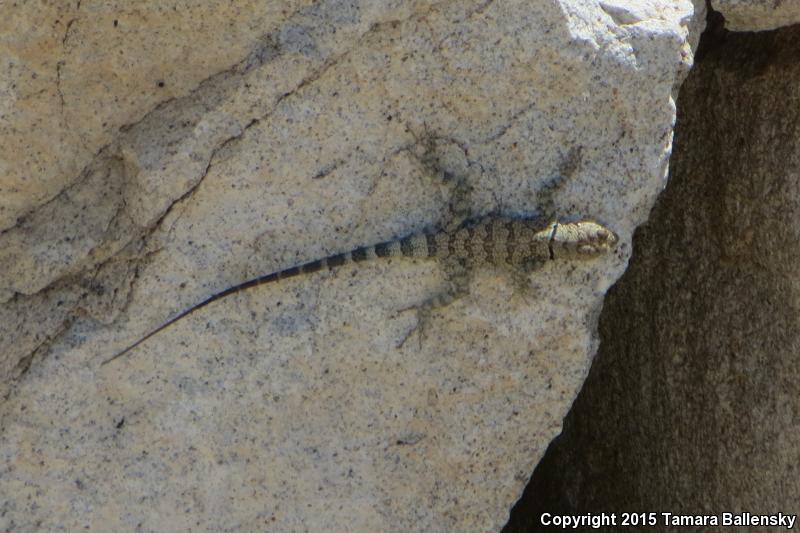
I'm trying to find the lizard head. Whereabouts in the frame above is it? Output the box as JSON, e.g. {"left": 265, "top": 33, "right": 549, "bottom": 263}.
{"left": 548, "top": 220, "right": 618, "bottom": 260}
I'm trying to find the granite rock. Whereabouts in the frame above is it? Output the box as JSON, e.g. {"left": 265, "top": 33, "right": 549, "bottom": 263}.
{"left": 0, "top": 1, "right": 318, "bottom": 233}
{"left": 0, "top": 0, "right": 702, "bottom": 530}
{"left": 711, "top": 0, "right": 800, "bottom": 31}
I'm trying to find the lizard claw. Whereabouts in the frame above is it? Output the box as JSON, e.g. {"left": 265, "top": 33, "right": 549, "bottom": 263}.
{"left": 395, "top": 304, "right": 432, "bottom": 350}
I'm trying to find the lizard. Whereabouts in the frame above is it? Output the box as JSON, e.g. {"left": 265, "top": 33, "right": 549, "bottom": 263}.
{"left": 101, "top": 215, "right": 617, "bottom": 365}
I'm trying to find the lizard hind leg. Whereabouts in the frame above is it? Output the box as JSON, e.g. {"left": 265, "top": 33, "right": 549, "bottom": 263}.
{"left": 395, "top": 259, "right": 472, "bottom": 350}
{"left": 508, "top": 261, "right": 543, "bottom": 307}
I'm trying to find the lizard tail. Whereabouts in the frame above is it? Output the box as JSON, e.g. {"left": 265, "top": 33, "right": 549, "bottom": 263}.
{"left": 102, "top": 232, "right": 436, "bottom": 366}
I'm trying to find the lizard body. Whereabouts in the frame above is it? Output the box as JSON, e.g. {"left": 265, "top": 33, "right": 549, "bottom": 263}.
{"left": 102, "top": 216, "right": 616, "bottom": 365}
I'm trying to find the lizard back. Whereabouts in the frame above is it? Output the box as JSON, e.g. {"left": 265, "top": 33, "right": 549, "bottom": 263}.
{"left": 269, "top": 216, "right": 614, "bottom": 278}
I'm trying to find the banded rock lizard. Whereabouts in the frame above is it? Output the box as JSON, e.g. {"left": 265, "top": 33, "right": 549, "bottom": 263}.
{"left": 102, "top": 216, "right": 616, "bottom": 365}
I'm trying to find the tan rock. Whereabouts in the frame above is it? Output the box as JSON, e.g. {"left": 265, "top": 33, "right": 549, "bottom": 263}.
{"left": 711, "top": 0, "right": 800, "bottom": 31}
{"left": 0, "top": 1, "right": 312, "bottom": 232}
{"left": 0, "top": 0, "right": 701, "bottom": 530}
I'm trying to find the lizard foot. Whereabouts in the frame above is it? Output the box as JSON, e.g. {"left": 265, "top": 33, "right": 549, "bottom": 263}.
{"left": 396, "top": 305, "right": 431, "bottom": 350}
{"left": 396, "top": 256, "right": 472, "bottom": 350}
{"left": 395, "top": 291, "right": 458, "bottom": 350}
{"left": 508, "top": 258, "right": 546, "bottom": 306}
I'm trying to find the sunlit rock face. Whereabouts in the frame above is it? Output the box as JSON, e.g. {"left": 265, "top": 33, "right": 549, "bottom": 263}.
{"left": 0, "top": 1, "right": 700, "bottom": 530}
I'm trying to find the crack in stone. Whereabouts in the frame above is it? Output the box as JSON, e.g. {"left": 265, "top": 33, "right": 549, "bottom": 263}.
{"left": 4, "top": 0, "right": 509, "bottom": 376}
{"left": 4, "top": 1, "right": 448, "bottom": 238}
{"left": 10, "top": 319, "right": 71, "bottom": 391}
{"left": 477, "top": 100, "right": 540, "bottom": 145}
{"left": 61, "top": 18, "right": 78, "bottom": 47}
{"left": 55, "top": 61, "right": 66, "bottom": 110}
{"left": 4, "top": 232, "right": 149, "bottom": 388}
{"left": 4, "top": 0, "right": 518, "bottom": 306}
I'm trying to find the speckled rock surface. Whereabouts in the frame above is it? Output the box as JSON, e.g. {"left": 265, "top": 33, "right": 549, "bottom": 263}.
{"left": 711, "top": 0, "right": 800, "bottom": 31}
{"left": 0, "top": 1, "right": 315, "bottom": 233}
{"left": 1, "top": 0, "right": 701, "bottom": 531}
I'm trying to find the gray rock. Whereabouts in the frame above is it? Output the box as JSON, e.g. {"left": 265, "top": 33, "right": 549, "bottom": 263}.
{"left": 0, "top": 0, "right": 702, "bottom": 530}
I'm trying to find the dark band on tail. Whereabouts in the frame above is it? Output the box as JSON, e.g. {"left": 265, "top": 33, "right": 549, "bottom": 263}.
{"left": 374, "top": 242, "right": 392, "bottom": 257}
{"left": 298, "top": 259, "right": 325, "bottom": 274}
{"left": 425, "top": 234, "right": 438, "bottom": 256}
{"left": 400, "top": 236, "right": 415, "bottom": 256}
{"left": 504, "top": 219, "right": 516, "bottom": 265}
{"left": 482, "top": 223, "right": 494, "bottom": 259}
{"left": 327, "top": 253, "right": 348, "bottom": 267}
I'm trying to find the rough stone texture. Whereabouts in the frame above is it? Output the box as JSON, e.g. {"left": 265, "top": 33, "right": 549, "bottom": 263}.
{"left": 711, "top": 0, "right": 800, "bottom": 31}
{"left": 0, "top": 1, "right": 314, "bottom": 233}
{"left": 504, "top": 14, "right": 800, "bottom": 533}
{"left": 0, "top": 1, "right": 701, "bottom": 531}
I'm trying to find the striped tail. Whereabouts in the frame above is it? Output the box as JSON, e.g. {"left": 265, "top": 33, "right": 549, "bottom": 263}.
{"left": 276, "top": 231, "right": 436, "bottom": 281}
{"left": 102, "top": 231, "right": 436, "bottom": 365}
